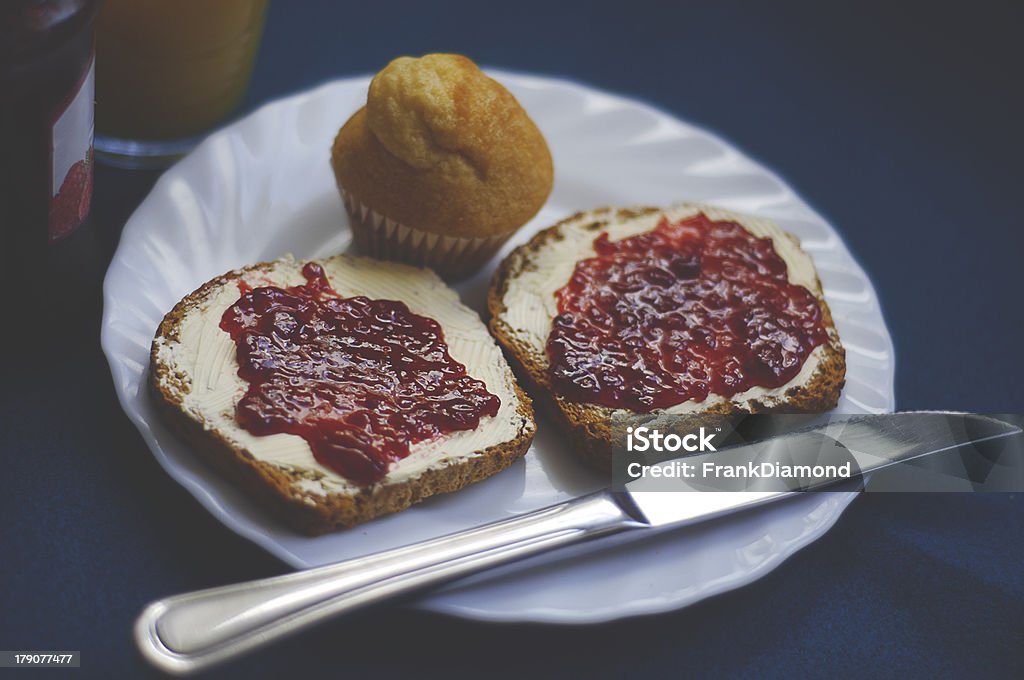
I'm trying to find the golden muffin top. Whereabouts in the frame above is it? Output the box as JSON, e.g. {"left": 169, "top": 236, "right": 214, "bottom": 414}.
{"left": 332, "top": 54, "right": 553, "bottom": 238}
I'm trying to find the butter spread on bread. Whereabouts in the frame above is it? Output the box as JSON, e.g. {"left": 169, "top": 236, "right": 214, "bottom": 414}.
{"left": 489, "top": 204, "right": 845, "bottom": 469}
{"left": 152, "top": 254, "right": 535, "bottom": 533}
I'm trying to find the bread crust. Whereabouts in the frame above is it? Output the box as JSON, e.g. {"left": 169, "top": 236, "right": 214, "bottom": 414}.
{"left": 488, "top": 206, "right": 846, "bottom": 471}
{"left": 151, "top": 259, "right": 535, "bottom": 535}
{"left": 331, "top": 54, "right": 553, "bottom": 239}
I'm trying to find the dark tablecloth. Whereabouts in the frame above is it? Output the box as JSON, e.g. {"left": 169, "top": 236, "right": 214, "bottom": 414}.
{"left": 2, "top": 1, "right": 1021, "bottom": 678}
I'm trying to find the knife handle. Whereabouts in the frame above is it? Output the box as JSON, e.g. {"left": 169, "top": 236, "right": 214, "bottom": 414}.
{"left": 135, "top": 490, "right": 641, "bottom": 675}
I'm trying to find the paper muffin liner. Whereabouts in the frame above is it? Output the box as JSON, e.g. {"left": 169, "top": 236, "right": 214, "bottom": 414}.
{"left": 340, "top": 188, "right": 514, "bottom": 279}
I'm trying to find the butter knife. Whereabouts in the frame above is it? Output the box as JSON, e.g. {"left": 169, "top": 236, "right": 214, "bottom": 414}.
{"left": 135, "top": 412, "right": 1020, "bottom": 675}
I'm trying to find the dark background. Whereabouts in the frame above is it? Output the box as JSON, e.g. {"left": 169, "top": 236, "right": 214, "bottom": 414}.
{"left": 2, "top": 1, "right": 1022, "bottom": 678}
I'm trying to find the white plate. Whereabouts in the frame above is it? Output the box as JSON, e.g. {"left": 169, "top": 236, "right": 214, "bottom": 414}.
{"left": 102, "top": 72, "right": 895, "bottom": 623}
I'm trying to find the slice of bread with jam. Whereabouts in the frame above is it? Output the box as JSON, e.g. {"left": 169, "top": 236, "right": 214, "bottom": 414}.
{"left": 151, "top": 254, "right": 535, "bottom": 534}
{"left": 488, "top": 204, "right": 845, "bottom": 470}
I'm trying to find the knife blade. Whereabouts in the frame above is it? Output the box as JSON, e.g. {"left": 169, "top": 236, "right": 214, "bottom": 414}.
{"left": 135, "top": 412, "right": 1020, "bottom": 675}
{"left": 625, "top": 411, "right": 1020, "bottom": 526}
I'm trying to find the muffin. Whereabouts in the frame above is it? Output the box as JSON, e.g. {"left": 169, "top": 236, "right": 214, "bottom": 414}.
{"left": 331, "top": 54, "right": 554, "bottom": 278}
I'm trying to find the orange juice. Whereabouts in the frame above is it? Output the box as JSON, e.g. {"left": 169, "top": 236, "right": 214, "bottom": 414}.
{"left": 96, "top": 0, "right": 268, "bottom": 141}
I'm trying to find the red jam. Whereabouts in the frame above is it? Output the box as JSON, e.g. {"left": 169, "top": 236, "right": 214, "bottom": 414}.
{"left": 220, "top": 262, "right": 499, "bottom": 486}
{"left": 547, "top": 213, "right": 828, "bottom": 412}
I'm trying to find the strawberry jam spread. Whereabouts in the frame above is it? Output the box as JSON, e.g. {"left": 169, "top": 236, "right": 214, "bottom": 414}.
{"left": 220, "top": 262, "right": 499, "bottom": 486}
{"left": 547, "top": 213, "right": 828, "bottom": 412}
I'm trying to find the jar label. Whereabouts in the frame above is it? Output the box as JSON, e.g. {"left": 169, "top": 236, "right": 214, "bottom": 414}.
{"left": 49, "top": 52, "right": 95, "bottom": 243}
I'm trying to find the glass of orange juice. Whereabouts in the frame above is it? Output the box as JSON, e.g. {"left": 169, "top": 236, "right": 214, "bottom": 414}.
{"left": 95, "top": 0, "right": 269, "bottom": 168}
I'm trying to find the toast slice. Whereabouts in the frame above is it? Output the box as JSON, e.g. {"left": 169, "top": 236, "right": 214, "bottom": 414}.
{"left": 488, "top": 204, "right": 845, "bottom": 470}
{"left": 151, "top": 254, "right": 535, "bottom": 534}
